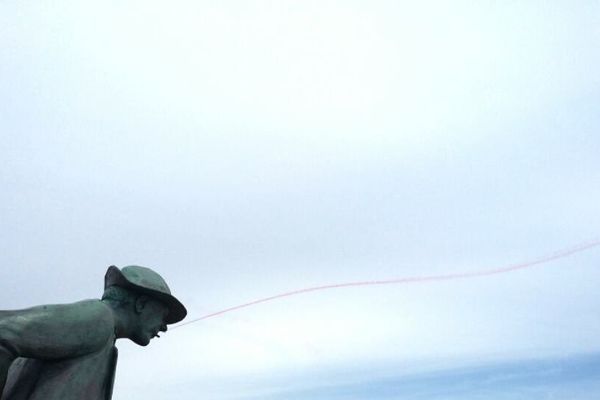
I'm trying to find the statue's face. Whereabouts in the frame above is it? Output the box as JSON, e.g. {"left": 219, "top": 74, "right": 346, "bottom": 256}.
{"left": 130, "top": 296, "right": 169, "bottom": 346}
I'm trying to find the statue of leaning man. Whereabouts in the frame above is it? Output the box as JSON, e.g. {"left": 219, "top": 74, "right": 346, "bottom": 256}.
{"left": 0, "top": 265, "right": 187, "bottom": 400}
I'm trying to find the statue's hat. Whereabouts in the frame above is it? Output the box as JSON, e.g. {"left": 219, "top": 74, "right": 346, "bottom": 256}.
{"left": 104, "top": 265, "right": 187, "bottom": 324}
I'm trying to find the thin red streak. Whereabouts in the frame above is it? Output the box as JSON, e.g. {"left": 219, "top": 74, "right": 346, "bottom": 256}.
{"left": 172, "top": 239, "right": 600, "bottom": 330}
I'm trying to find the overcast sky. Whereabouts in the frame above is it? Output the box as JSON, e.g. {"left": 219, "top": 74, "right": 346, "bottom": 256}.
{"left": 1, "top": 1, "right": 599, "bottom": 399}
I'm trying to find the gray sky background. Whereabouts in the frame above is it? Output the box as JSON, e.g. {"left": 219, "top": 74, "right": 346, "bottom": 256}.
{"left": 1, "top": 1, "right": 599, "bottom": 399}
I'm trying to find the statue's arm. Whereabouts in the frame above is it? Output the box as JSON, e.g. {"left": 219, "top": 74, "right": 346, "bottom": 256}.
{"left": 0, "top": 300, "right": 114, "bottom": 361}
{"left": 0, "top": 342, "right": 16, "bottom": 395}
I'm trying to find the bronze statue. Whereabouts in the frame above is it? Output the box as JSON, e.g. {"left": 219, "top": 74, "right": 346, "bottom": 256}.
{"left": 0, "top": 265, "right": 187, "bottom": 400}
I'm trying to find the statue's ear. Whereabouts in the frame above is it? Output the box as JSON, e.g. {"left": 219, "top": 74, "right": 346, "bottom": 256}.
{"left": 135, "top": 295, "right": 149, "bottom": 314}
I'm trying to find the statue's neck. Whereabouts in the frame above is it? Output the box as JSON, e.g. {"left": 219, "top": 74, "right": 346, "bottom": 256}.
{"left": 102, "top": 300, "right": 131, "bottom": 339}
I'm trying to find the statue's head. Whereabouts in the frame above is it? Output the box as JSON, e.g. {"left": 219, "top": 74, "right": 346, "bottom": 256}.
{"left": 101, "top": 265, "right": 187, "bottom": 346}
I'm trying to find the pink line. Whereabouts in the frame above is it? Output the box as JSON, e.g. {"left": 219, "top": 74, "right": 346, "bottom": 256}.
{"left": 172, "top": 239, "right": 600, "bottom": 329}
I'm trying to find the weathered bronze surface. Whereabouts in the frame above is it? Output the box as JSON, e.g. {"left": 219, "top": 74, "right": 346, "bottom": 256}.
{"left": 0, "top": 265, "right": 186, "bottom": 400}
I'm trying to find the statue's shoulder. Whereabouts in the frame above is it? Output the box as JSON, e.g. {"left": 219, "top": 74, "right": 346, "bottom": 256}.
{"left": 56, "top": 299, "right": 114, "bottom": 325}
{"left": 0, "top": 300, "right": 115, "bottom": 360}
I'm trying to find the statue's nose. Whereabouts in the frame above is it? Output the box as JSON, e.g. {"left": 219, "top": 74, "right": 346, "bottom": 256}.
{"left": 160, "top": 324, "right": 167, "bottom": 332}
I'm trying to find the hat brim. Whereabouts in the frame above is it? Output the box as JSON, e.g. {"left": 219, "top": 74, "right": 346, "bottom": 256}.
{"left": 105, "top": 266, "right": 187, "bottom": 324}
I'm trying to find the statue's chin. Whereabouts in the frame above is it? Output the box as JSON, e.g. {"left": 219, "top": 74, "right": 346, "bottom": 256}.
{"left": 130, "top": 335, "right": 151, "bottom": 347}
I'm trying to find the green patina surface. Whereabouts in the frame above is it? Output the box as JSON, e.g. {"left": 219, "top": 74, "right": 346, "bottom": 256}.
{"left": 0, "top": 266, "right": 186, "bottom": 400}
